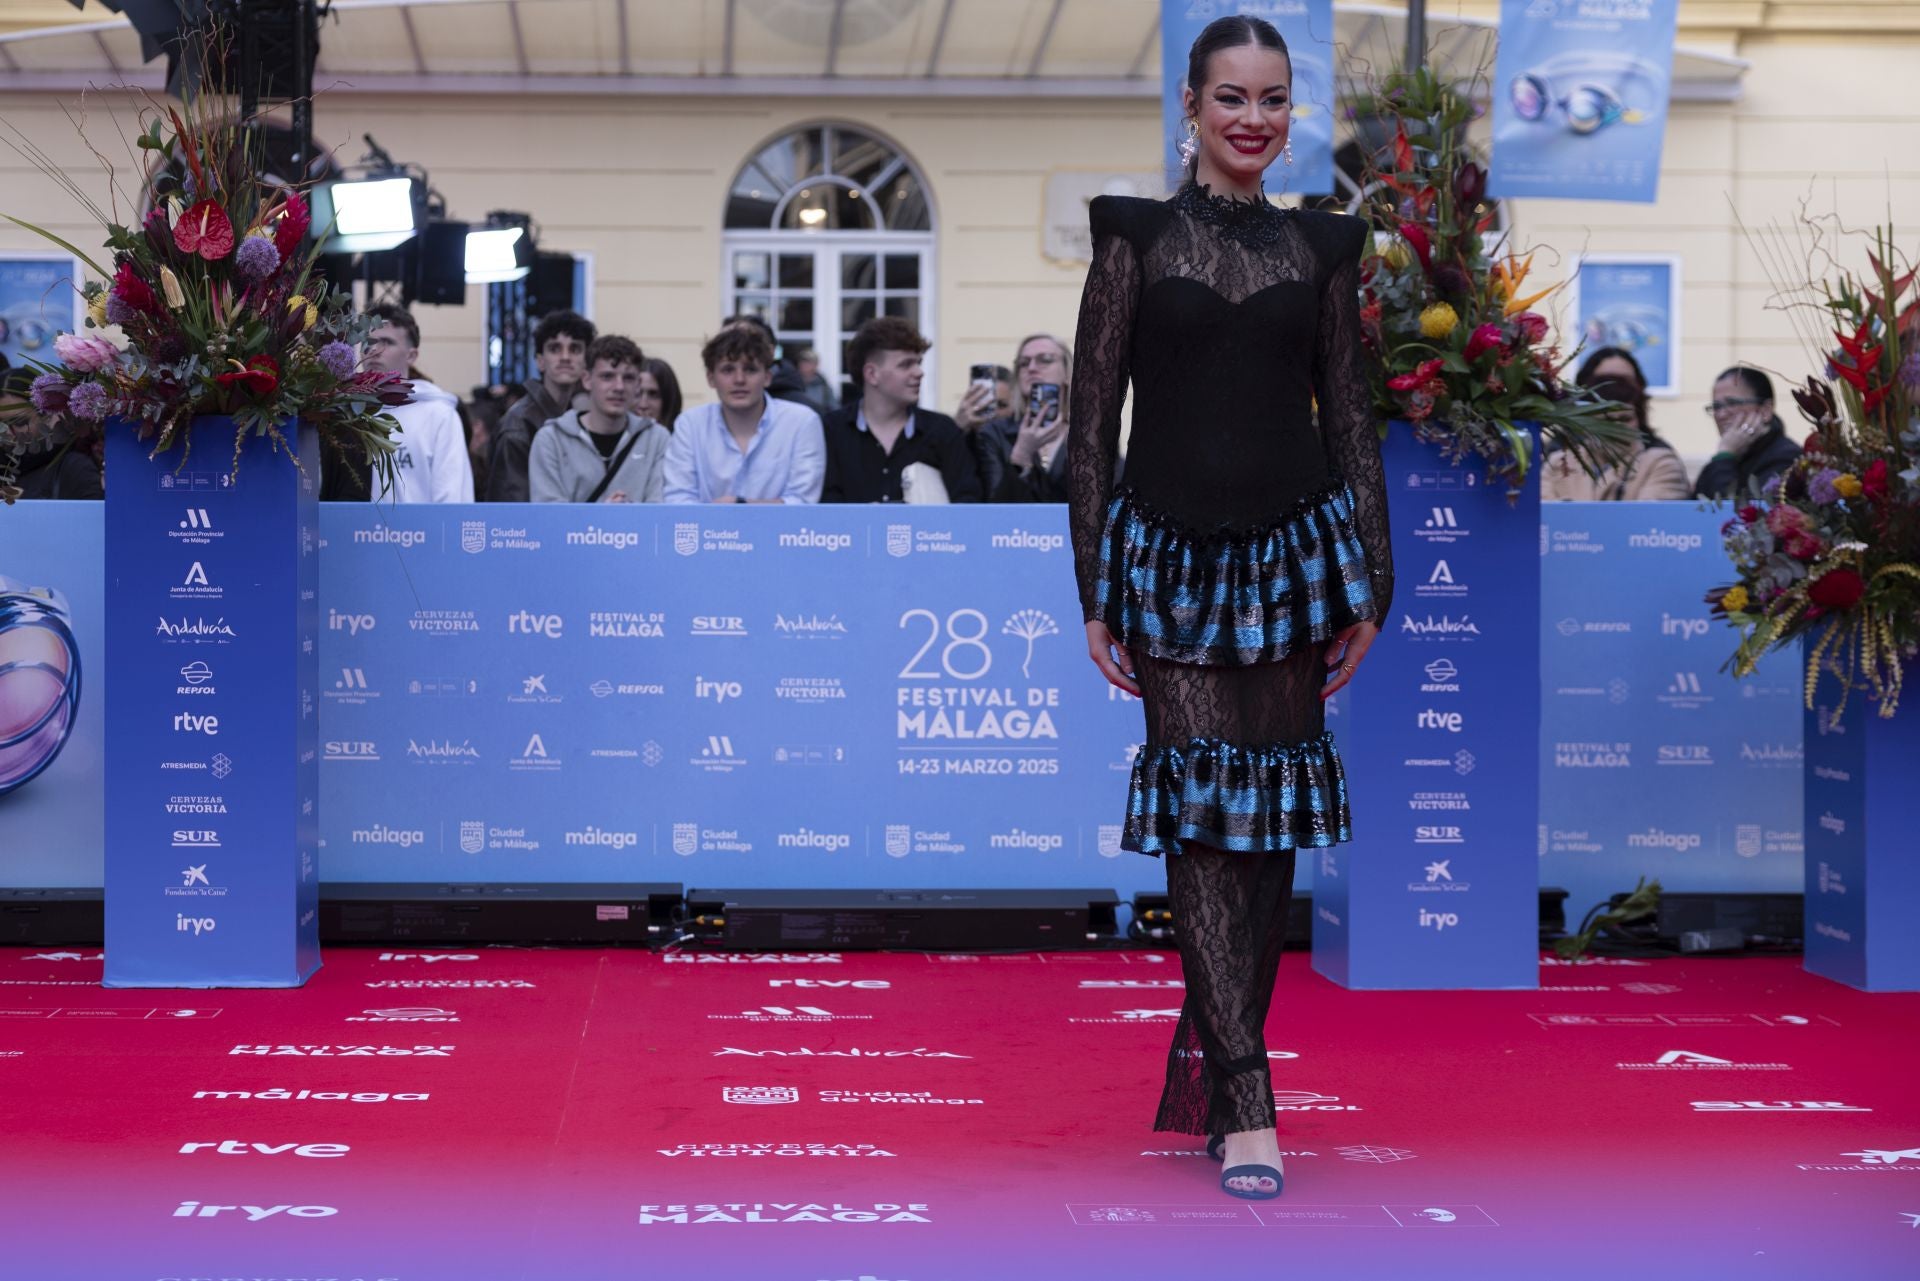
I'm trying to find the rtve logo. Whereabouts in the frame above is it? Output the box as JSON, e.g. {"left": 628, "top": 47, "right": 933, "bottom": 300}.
{"left": 178, "top": 1139, "right": 350, "bottom": 1157}
{"left": 1416, "top": 708, "right": 1463, "bottom": 732}
{"left": 507, "top": 610, "right": 564, "bottom": 638}
{"left": 172, "top": 712, "right": 220, "bottom": 735}
{"left": 327, "top": 609, "right": 376, "bottom": 636}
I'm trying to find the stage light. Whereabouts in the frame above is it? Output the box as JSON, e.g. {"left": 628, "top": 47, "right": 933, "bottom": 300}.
{"left": 313, "top": 176, "right": 420, "bottom": 253}
{"left": 465, "top": 226, "right": 532, "bottom": 283}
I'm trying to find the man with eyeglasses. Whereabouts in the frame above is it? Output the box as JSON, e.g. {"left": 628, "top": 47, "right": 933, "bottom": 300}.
{"left": 1692, "top": 365, "right": 1801, "bottom": 500}
{"left": 970, "top": 333, "right": 1078, "bottom": 501}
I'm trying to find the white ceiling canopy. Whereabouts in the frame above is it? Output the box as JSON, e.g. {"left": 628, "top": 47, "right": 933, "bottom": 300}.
{"left": 0, "top": 0, "right": 1748, "bottom": 101}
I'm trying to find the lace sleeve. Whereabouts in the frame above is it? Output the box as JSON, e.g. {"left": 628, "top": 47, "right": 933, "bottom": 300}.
{"left": 1314, "top": 217, "right": 1394, "bottom": 617}
{"left": 1068, "top": 202, "right": 1143, "bottom": 622}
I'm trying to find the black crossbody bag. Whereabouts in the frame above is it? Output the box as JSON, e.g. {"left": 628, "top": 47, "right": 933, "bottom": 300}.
{"left": 585, "top": 429, "right": 643, "bottom": 504}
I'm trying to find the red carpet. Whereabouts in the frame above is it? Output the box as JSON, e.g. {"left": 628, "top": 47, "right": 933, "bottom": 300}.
{"left": 1, "top": 944, "right": 1915, "bottom": 1279}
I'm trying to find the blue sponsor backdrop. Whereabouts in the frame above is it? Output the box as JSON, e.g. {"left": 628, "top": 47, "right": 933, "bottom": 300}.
{"left": 6, "top": 502, "right": 1800, "bottom": 924}
{"left": 1539, "top": 501, "right": 1803, "bottom": 920}
{"left": 1488, "top": 0, "right": 1679, "bottom": 204}
{"left": 1571, "top": 256, "right": 1679, "bottom": 395}
{"left": 1803, "top": 666, "right": 1920, "bottom": 991}
{"left": 1318, "top": 427, "right": 1541, "bottom": 990}
{"left": 1159, "top": 0, "right": 1336, "bottom": 197}
{"left": 100, "top": 420, "right": 321, "bottom": 987}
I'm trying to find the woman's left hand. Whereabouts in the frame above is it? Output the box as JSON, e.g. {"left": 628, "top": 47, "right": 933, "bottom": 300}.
{"left": 1320, "top": 620, "right": 1379, "bottom": 700}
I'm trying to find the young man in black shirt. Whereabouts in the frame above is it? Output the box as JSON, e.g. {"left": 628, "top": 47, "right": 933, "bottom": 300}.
{"left": 820, "top": 317, "right": 982, "bottom": 504}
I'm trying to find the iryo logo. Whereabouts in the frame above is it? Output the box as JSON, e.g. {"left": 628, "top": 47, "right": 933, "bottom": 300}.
{"left": 1418, "top": 909, "right": 1459, "bottom": 931}
{"left": 695, "top": 676, "right": 744, "bottom": 703}
{"left": 177, "top": 914, "right": 216, "bottom": 936}
{"left": 327, "top": 609, "right": 376, "bottom": 636}
{"left": 1661, "top": 613, "right": 1709, "bottom": 640}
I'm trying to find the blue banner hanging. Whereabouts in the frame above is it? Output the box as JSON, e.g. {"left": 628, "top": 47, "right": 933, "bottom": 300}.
{"left": 1488, "top": 0, "right": 1679, "bottom": 204}
{"left": 1159, "top": 1, "right": 1336, "bottom": 197}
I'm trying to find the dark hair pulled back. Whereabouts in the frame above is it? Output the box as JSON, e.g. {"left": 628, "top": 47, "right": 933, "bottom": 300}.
{"left": 1183, "top": 16, "right": 1291, "bottom": 179}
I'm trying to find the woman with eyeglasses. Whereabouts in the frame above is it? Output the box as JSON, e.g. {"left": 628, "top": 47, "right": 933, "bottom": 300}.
{"left": 1542, "top": 346, "right": 1689, "bottom": 501}
{"left": 1692, "top": 366, "right": 1801, "bottom": 499}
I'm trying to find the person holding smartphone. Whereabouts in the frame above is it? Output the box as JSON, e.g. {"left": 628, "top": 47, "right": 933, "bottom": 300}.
{"left": 970, "top": 333, "right": 1076, "bottom": 501}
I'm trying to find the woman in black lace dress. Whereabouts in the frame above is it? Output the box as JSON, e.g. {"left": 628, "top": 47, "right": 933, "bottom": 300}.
{"left": 1068, "top": 17, "right": 1393, "bottom": 1201}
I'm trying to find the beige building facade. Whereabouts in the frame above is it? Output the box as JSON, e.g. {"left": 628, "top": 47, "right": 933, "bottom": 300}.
{"left": 2, "top": 1, "right": 1917, "bottom": 467}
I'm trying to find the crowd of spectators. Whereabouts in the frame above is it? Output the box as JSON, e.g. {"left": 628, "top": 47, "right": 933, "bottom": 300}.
{"left": 1, "top": 309, "right": 1803, "bottom": 506}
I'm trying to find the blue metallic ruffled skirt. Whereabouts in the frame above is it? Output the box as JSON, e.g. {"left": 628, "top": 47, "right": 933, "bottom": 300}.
{"left": 1097, "top": 483, "right": 1377, "bottom": 857}
{"left": 1093, "top": 482, "right": 1378, "bottom": 666}
{"left": 1123, "top": 733, "right": 1350, "bottom": 857}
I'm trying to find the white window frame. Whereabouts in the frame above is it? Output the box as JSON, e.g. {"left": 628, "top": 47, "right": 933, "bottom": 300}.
{"left": 721, "top": 231, "right": 937, "bottom": 402}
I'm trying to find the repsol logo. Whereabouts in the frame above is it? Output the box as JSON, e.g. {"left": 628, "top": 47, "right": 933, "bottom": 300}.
{"left": 564, "top": 826, "right": 638, "bottom": 849}
{"left": 1626, "top": 828, "right": 1703, "bottom": 851}
{"left": 777, "top": 528, "right": 852, "bottom": 551}
{"left": 991, "top": 529, "right": 1065, "bottom": 551}
{"left": 351, "top": 825, "right": 426, "bottom": 848}
{"left": 989, "top": 829, "right": 1063, "bottom": 851}
{"left": 1628, "top": 529, "right": 1704, "bottom": 552}
{"left": 353, "top": 525, "right": 426, "bottom": 549}
{"left": 566, "top": 526, "right": 640, "bottom": 550}
{"left": 776, "top": 828, "right": 852, "bottom": 852}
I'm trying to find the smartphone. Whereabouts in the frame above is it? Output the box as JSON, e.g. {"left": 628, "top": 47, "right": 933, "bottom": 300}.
{"left": 1029, "top": 382, "right": 1062, "bottom": 424}
{"left": 969, "top": 362, "right": 997, "bottom": 400}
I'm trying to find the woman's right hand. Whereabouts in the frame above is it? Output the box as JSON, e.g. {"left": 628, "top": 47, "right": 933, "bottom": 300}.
{"left": 1086, "top": 619, "right": 1139, "bottom": 697}
{"left": 1717, "top": 406, "right": 1768, "bottom": 458}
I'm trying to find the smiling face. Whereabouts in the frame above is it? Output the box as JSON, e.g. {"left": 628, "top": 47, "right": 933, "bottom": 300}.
{"left": 708, "top": 357, "right": 772, "bottom": 412}
{"left": 1184, "top": 43, "right": 1293, "bottom": 187}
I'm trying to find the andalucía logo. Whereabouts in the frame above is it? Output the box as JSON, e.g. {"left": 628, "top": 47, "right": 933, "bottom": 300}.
{"left": 712, "top": 1046, "right": 969, "bottom": 1058}
{"left": 657, "top": 1142, "right": 894, "bottom": 1157}
{"left": 155, "top": 616, "right": 237, "bottom": 642}
{"left": 637, "top": 1202, "right": 931, "bottom": 1224}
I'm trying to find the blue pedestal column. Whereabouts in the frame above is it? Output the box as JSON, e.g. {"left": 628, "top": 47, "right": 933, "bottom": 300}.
{"left": 1803, "top": 665, "right": 1920, "bottom": 991}
{"left": 103, "top": 417, "right": 320, "bottom": 987}
{"left": 1313, "top": 423, "right": 1540, "bottom": 990}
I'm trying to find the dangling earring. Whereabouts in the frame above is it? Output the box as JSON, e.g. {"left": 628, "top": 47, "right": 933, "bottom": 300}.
{"left": 1283, "top": 139, "right": 1295, "bottom": 166}
{"left": 1177, "top": 118, "right": 1200, "bottom": 168}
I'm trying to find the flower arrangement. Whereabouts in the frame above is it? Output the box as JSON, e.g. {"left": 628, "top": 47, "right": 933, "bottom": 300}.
{"left": 0, "top": 83, "right": 404, "bottom": 503}
{"left": 1709, "top": 218, "right": 1920, "bottom": 724}
{"left": 1349, "top": 68, "right": 1637, "bottom": 490}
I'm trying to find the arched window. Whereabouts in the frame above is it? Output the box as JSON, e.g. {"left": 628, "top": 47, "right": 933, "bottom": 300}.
{"left": 723, "top": 123, "right": 936, "bottom": 405}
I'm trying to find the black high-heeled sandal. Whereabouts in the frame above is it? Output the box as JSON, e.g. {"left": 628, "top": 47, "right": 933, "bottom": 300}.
{"left": 1220, "top": 1164, "right": 1283, "bottom": 1200}
{"left": 1206, "top": 1134, "right": 1225, "bottom": 1161}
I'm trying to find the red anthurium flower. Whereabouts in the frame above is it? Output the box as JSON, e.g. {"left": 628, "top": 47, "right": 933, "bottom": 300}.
{"left": 1393, "top": 123, "right": 1415, "bottom": 174}
{"left": 1464, "top": 322, "right": 1505, "bottom": 361}
{"left": 1863, "top": 458, "right": 1889, "bottom": 502}
{"left": 112, "top": 259, "right": 159, "bottom": 314}
{"left": 274, "top": 191, "right": 311, "bottom": 260}
{"left": 216, "top": 355, "right": 280, "bottom": 397}
{"left": 1397, "top": 222, "right": 1433, "bottom": 274}
{"left": 1808, "top": 568, "right": 1866, "bottom": 612}
{"left": 173, "top": 199, "right": 236, "bottom": 261}
{"left": 1387, "top": 358, "right": 1444, "bottom": 392}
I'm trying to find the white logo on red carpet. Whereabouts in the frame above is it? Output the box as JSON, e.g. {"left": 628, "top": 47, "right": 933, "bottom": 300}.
{"left": 1274, "top": 1090, "right": 1361, "bottom": 1112}
{"left": 708, "top": 1006, "right": 873, "bottom": 1022}
{"left": 177, "top": 1140, "right": 349, "bottom": 1157}
{"left": 1336, "top": 1145, "right": 1418, "bottom": 1163}
{"left": 1616, "top": 1049, "right": 1793, "bottom": 1071}
{"left": 1692, "top": 1101, "right": 1870, "bottom": 1112}
{"left": 637, "top": 1202, "right": 931, "bottom": 1224}
{"left": 657, "top": 1142, "right": 894, "bottom": 1157}
{"left": 345, "top": 1007, "right": 460, "bottom": 1022}
{"left": 1796, "top": 1148, "right": 1920, "bottom": 1173}
{"left": 722, "top": 1086, "right": 799, "bottom": 1105}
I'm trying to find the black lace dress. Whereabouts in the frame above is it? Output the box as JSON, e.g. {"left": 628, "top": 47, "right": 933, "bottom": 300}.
{"left": 1067, "top": 183, "right": 1394, "bottom": 1138}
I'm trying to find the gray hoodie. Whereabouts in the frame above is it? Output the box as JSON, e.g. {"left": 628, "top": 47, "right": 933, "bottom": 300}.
{"left": 528, "top": 409, "right": 669, "bottom": 503}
